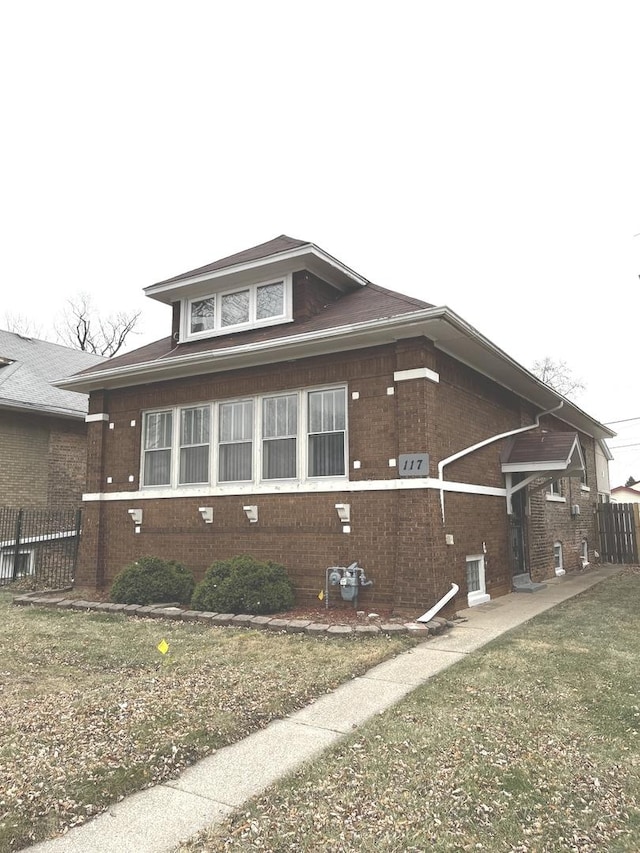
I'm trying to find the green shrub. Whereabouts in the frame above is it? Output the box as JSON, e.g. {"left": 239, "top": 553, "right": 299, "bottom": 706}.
{"left": 110, "top": 556, "right": 195, "bottom": 605}
{"left": 191, "top": 554, "right": 294, "bottom": 615}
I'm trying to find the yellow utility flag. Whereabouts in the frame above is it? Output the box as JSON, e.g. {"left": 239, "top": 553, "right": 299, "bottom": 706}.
{"left": 318, "top": 589, "right": 324, "bottom": 601}
{"left": 157, "top": 639, "right": 169, "bottom": 655}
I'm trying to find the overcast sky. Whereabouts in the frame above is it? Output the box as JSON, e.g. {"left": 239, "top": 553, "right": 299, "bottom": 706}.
{"left": 1, "top": 1, "right": 639, "bottom": 487}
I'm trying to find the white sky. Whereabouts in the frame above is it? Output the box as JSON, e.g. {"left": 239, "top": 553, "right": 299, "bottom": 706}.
{"left": 1, "top": 1, "right": 639, "bottom": 487}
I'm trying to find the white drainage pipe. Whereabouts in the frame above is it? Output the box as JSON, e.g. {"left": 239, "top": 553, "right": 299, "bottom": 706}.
{"left": 417, "top": 582, "right": 459, "bottom": 623}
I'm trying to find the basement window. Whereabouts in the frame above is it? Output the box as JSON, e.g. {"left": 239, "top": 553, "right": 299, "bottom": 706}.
{"left": 554, "top": 541, "right": 564, "bottom": 573}
{"left": 466, "top": 554, "right": 490, "bottom": 607}
{"left": 0, "top": 548, "right": 34, "bottom": 580}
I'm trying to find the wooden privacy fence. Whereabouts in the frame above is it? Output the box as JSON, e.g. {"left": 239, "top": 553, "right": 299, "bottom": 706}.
{"left": 596, "top": 502, "right": 639, "bottom": 564}
{"left": 0, "top": 508, "right": 81, "bottom": 588}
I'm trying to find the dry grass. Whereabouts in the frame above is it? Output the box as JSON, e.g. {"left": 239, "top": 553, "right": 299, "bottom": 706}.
{"left": 0, "top": 592, "right": 414, "bottom": 851}
{"left": 182, "top": 570, "right": 640, "bottom": 853}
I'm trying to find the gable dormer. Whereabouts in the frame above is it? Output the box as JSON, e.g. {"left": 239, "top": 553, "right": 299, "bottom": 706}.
{"left": 144, "top": 235, "right": 369, "bottom": 344}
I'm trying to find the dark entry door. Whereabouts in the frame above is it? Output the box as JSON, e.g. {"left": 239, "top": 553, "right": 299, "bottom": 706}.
{"left": 509, "top": 487, "right": 527, "bottom": 575}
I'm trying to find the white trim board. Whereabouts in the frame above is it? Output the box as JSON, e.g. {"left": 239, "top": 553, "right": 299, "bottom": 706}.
{"left": 83, "top": 478, "right": 506, "bottom": 502}
{"left": 393, "top": 367, "right": 440, "bottom": 383}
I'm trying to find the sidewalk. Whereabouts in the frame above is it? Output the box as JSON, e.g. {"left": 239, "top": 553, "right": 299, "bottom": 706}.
{"left": 26, "top": 563, "right": 623, "bottom": 853}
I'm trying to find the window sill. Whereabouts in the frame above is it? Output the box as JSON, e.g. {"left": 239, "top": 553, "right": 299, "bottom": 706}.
{"left": 467, "top": 592, "right": 491, "bottom": 607}
{"left": 183, "top": 314, "right": 293, "bottom": 343}
{"left": 580, "top": 485, "right": 591, "bottom": 492}
{"left": 545, "top": 494, "right": 566, "bottom": 503}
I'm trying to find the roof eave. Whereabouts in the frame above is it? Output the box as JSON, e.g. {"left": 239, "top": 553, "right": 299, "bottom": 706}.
{"left": 144, "top": 244, "right": 370, "bottom": 304}
{"left": 0, "top": 398, "right": 87, "bottom": 421}
{"left": 55, "top": 307, "right": 615, "bottom": 441}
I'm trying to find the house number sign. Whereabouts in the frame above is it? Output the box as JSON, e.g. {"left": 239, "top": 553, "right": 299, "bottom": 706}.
{"left": 398, "top": 453, "right": 429, "bottom": 477}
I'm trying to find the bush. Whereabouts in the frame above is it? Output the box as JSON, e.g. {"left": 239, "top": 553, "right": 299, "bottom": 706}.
{"left": 110, "top": 556, "right": 195, "bottom": 605}
{"left": 191, "top": 554, "right": 294, "bottom": 615}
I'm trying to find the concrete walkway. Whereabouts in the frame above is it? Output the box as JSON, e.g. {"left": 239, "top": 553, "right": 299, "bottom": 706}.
{"left": 26, "top": 563, "right": 623, "bottom": 853}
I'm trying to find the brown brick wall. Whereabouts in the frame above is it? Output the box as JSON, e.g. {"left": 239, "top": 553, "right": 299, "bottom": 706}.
{"left": 78, "top": 339, "right": 601, "bottom": 613}
{"left": 526, "top": 434, "right": 598, "bottom": 582}
{"left": 0, "top": 410, "right": 87, "bottom": 508}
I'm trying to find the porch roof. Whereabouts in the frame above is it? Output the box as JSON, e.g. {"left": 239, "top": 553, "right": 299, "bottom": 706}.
{"left": 501, "top": 432, "right": 585, "bottom": 477}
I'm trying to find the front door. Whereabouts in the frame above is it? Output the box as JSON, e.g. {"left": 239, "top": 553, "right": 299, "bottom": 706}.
{"left": 509, "top": 486, "right": 527, "bottom": 575}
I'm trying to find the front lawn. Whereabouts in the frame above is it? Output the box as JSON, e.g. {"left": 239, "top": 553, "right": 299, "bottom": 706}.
{"left": 0, "top": 593, "right": 414, "bottom": 851}
{"left": 183, "top": 570, "right": 640, "bottom": 852}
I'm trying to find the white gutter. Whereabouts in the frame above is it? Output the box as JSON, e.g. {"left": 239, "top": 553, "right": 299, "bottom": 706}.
{"left": 417, "top": 582, "right": 459, "bottom": 623}
{"left": 437, "top": 402, "right": 564, "bottom": 523}
{"left": 56, "top": 307, "right": 447, "bottom": 391}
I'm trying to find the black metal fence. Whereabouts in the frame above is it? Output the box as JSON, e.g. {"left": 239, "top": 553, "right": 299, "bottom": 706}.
{"left": 0, "top": 508, "right": 81, "bottom": 588}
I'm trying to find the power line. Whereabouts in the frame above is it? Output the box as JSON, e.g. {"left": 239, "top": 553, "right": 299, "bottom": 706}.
{"left": 603, "top": 416, "right": 640, "bottom": 425}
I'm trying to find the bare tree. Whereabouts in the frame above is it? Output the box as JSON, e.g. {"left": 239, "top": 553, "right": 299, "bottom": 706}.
{"left": 531, "top": 357, "right": 586, "bottom": 399}
{"left": 3, "top": 312, "right": 46, "bottom": 339}
{"left": 57, "top": 294, "right": 141, "bottom": 357}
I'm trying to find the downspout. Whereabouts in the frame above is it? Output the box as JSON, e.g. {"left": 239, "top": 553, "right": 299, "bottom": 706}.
{"left": 437, "top": 401, "right": 564, "bottom": 524}
{"left": 417, "top": 582, "right": 459, "bottom": 623}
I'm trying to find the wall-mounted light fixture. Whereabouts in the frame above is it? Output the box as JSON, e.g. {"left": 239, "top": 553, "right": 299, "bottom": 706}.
{"left": 243, "top": 505, "right": 258, "bottom": 523}
{"left": 198, "top": 507, "right": 213, "bottom": 524}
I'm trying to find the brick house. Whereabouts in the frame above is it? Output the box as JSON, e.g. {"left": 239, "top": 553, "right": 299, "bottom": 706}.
{"left": 0, "top": 331, "right": 105, "bottom": 508}
{"left": 0, "top": 331, "right": 105, "bottom": 581}
{"left": 58, "top": 236, "right": 614, "bottom": 614}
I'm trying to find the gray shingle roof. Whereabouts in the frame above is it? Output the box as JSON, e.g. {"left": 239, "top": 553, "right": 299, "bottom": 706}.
{"left": 151, "top": 235, "right": 311, "bottom": 286}
{"left": 0, "top": 331, "right": 106, "bottom": 419}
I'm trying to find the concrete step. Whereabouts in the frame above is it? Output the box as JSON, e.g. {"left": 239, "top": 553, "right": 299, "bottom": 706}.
{"left": 512, "top": 573, "right": 547, "bottom": 593}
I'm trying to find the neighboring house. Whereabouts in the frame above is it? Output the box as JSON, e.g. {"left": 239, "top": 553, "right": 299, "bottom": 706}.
{"left": 610, "top": 484, "right": 640, "bottom": 504}
{"left": 0, "top": 331, "right": 105, "bottom": 508}
{"left": 595, "top": 440, "right": 613, "bottom": 502}
{"left": 58, "top": 235, "right": 615, "bottom": 614}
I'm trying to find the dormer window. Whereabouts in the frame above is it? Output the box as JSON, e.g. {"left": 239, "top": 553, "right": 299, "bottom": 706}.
{"left": 185, "top": 276, "right": 290, "bottom": 340}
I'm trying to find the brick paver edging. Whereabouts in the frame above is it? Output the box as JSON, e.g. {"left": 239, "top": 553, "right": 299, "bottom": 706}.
{"left": 11, "top": 594, "right": 452, "bottom": 638}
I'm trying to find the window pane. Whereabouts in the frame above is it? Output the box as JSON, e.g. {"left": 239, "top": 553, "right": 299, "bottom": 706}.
{"left": 145, "top": 412, "right": 172, "bottom": 450}
{"left": 220, "top": 401, "right": 253, "bottom": 441}
{"left": 308, "top": 389, "right": 345, "bottom": 433}
{"left": 263, "top": 438, "right": 297, "bottom": 479}
{"left": 263, "top": 395, "right": 297, "bottom": 438}
{"left": 554, "top": 543, "right": 563, "bottom": 569}
{"left": 144, "top": 412, "right": 173, "bottom": 486}
{"left": 308, "top": 391, "right": 324, "bottom": 433}
{"left": 221, "top": 290, "right": 249, "bottom": 327}
{"left": 309, "top": 433, "right": 345, "bottom": 477}
{"left": 257, "top": 282, "right": 284, "bottom": 319}
{"left": 1, "top": 550, "right": 33, "bottom": 579}
{"left": 466, "top": 560, "right": 481, "bottom": 592}
{"left": 219, "top": 443, "right": 252, "bottom": 481}
{"left": 307, "top": 389, "right": 345, "bottom": 477}
{"left": 181, "top": 407, "right": 209, "bottom": 446}
{"left": 191, "top": 298, "right": 216, "bottom": 333}
{"left": 144, "top": 449, "right": 172, "bottom": 486}
{"left": 180, "top": 445, "right": 210, "bottom": 484}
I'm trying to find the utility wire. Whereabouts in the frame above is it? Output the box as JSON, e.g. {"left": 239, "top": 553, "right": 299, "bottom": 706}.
{"left": 604, "top": 416, "right": 640, "bottom": 425}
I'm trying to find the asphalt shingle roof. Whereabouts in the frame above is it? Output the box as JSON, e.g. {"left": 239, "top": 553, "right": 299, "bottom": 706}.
{"left": 73, "top": 282, "right": 434, "bottom": 377}
{"left": 152, "top": 235, "right": 311, "bottom": 286}
{"left": 0, "top": 331, "right": 106, "bottom": 418}
{"left": 502, "top": 432, "right": 580, "bottom": 466}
